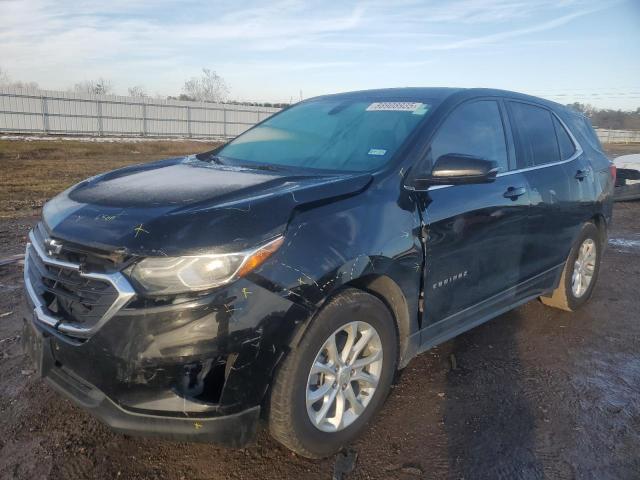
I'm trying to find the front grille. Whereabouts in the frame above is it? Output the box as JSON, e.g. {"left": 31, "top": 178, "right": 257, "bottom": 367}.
{"left": 24, "top": 224, "right": 135, "bottom": 339}
{"left": 32, "top": 222, "right": 128, "bottom": 271}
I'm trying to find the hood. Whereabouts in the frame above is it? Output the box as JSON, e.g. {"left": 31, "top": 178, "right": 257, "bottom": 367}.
{"left": 43, "top": 155, "right": 372, "bottom": 256}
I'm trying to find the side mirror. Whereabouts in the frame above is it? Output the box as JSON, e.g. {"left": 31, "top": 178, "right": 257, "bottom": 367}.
{"left": 410, "top": 154, "right": 498, "bottom": 190}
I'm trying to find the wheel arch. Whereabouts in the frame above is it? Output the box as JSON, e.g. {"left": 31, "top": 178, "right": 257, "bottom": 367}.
{"left": 590, "top": 213, "right": 608, "bottom": 248}
{"left": 284, "top": 273, "right": 416, "bottom": 370}
{"left": 345, "top": 274, "right": 415, "bottom": 369}
{"left": 564, "top": 215, "right": 607, "bottom": 258}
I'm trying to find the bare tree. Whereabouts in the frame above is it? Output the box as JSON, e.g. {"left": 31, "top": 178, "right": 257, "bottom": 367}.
{"left": 566, "top": 102, "right": 640, "bottom": 130}
{"left": 74, "top": 78, "right": 113, "bottom": 95}
{"left": 0, "top": 67, "right": 9, "bottom": 86}
{"left": 0, "top": 67, "right": 39, "bottom": 89}
{"left": 127, "top": 85, "right": 148, "bottom": 98}
{"left": 9, "top": 80, "right": 39, "bottom": 89}
{"left": 567, "top": 102, "right": 597, "bottom": 116}
{"left": 182, "top": 68, "right": 228, "bottom": 103}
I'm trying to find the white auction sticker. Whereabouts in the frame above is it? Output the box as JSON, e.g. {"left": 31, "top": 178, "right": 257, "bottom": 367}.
{"left": 366, "top": 102, "right": 423, "bottom": 112}
{"left": 368, "top": 148, "right": 387, "bottom": 156}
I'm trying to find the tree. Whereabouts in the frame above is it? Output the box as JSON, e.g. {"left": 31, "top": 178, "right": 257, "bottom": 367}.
{"left": 9, "top": 80, "right": 39, "bottom": 89}
{"left": 0, "top": 67, "right": 39, "bottom": 90}
{"left": 0, "top": 67, "right": 9, "bottom": 86}
{"left": 74, "top": 78, "right": 113, "bottom": 95}
{"left": 127, "top": 85, "right": 148, "bottom": 98}
{"left": 568, "top": 102, "right": 640, "bottom": 130}
{"left": 182, "top": 68, "right": 228, "bottom": 103}
{"left": 166, "top": 94, "right": 195, "bottom": 101}
{"left": 566, "top": 102, "right": 597, "bottom": 116}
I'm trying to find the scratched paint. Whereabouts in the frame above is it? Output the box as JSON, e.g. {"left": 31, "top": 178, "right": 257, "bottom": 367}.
{"left": 24, "top": 87, "right": 613, "bottom": 452}
{"left": 42, "top": 155, "right": 373, "bottom": 256}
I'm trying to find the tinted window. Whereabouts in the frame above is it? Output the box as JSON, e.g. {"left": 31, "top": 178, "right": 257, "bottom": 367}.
{"left": 218, "top": 99, "right": 433, "bottom": 172}
{"left": 509, "top": 102, "right": 560, "bottom": 167}
{"left": 430, "top": 101, "right": 508, "bottom": 172}
{"left": 570, "top": 114, "right": 603, "bottom": 152}
{"left": 553, "top": 116, "right": 576, "bottom": 160}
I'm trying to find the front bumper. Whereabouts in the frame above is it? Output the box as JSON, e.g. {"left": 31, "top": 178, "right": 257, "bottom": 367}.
{"left": 23, "top": 313, "right": 260, "bottom": 446}
{"left": 21, "top": 221, "right": 315, "bottom": 446}
{"left": 21, "top": 269, "right": 311, "bottom": 446}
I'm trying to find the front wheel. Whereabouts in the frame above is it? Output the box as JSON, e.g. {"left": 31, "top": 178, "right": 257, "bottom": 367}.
{"left": 268, "top": 289, "right": 398, "bottom": 458}
{"left": 540, "top": 222, "right": 602, "bottom": 311}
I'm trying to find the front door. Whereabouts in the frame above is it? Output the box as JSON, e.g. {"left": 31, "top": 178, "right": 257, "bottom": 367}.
{"left": 417, "top": 100, "right": 531, "bottom": 336}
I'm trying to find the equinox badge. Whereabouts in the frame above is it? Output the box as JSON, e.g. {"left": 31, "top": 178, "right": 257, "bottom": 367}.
{"left": 432, "top": 271, "right": 468, "bottom": 290}
{"left": 44, "top": 237, "right": 63, "bottom": 256}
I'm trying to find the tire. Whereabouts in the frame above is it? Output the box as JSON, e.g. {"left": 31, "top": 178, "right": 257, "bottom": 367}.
{"left": 268, "top": 288, "right": 398, "bottom": 458}
{"left": 540, "top": 222, "right": 602, "bottom": 312}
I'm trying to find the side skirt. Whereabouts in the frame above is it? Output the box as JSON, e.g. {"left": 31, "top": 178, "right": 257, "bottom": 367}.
{"left": 408, "top": 263, "right": 563, "bottom": 358}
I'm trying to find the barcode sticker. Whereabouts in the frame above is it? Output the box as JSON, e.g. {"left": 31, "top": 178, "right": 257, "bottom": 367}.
{"left": 368, "top": 148, "right": 387, "bottom": 156}
{"left": 366, "top": 102, "right": 423, "bottom": 112}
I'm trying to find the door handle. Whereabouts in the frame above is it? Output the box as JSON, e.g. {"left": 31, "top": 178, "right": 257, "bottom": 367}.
{"left": 575, "top": 169, "right": 587, "bottom": 181}
{"left": 503, "top": 186, "right": 527, "bottom": 200}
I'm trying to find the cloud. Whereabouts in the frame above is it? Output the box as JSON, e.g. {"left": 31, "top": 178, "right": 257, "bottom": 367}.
{"left": 0, "top": 0, "right": 625, "bottom": 102}
{"left": 418, "top": 4, "right": 608, "bottom": 50}
{"left": 0, "top": 0, "right": 603, "bottom": 58}
{"left": 222, "top": 60, "right": 359, "bottom": 71}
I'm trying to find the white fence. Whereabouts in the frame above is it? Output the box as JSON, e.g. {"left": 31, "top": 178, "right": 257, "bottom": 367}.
{"left": 3, "top": 88, "right": 637, "bottom": 145}
{"left": 0, "top": 87, "right": 280, "bottom": 139}
{"left": 595, "top": 128, "right": 640, "bottom": 144}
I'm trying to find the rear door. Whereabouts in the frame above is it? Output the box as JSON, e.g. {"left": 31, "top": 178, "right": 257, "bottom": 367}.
{"left": 507, "top": 101, "right": 584, "bottom": 278}
{"left": 420, "top": 99, "right": 531, "bottom": 331}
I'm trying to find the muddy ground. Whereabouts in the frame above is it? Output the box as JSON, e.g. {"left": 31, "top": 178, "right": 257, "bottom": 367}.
{"left": 0, "top": 139, "right": 218, "bottom": 218}
{"left": 1, "top": 208, "right": 639, "bottom": 480}
{"left": 1, "top": 143, "right": 640, "bottom": 479}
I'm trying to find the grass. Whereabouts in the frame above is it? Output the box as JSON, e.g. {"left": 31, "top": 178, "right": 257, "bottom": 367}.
{"left": 0, "top": 139, "right": 219, "bottom": 218}
{"left": 0, "top": 138, "right": 638, "bottom": 219}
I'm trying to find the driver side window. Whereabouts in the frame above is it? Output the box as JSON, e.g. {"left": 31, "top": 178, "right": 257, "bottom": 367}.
{"left": 431, "top": 100, "right": 509, "bottom": 172}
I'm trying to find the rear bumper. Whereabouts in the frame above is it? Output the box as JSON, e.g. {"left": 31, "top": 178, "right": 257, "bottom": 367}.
{"left": 23, "top": 315, "right": 260, "bottom": 447}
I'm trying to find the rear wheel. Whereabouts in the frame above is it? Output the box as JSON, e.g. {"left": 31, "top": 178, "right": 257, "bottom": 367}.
{"left": 268, "top": 289, "right": 398, "bottom": 458}
{"left": 540, "top": 222, "right": 602, "bottom": 311}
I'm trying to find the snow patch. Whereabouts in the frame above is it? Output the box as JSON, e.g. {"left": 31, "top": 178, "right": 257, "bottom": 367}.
{"left": 608, "top": 236, "right": 640, "bottom": 251}
{"left": 613, "top": 154, "right": 640, "bottom": 171}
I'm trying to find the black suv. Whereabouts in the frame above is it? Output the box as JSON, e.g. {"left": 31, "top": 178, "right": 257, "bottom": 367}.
{"left": 22, "top": 88, "right": 614, "bottom": 458}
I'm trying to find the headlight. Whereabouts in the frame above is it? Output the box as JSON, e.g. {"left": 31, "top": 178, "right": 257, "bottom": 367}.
{"left": 126, "top": 236, "right": 283, "bottom": 295}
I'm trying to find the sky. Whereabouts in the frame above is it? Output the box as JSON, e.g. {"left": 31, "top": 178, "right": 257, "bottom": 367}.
{"left": 1, "top": 0, "right": 639, "bottom": 110}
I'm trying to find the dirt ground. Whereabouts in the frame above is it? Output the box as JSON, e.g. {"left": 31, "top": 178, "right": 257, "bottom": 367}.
{"left": 0, "top": 139, "right": 218, "bottom": 218}
{"left": 0, "top": 141, "right": 639, "bottom": 479}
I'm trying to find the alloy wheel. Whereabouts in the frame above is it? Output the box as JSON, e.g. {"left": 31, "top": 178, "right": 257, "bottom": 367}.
{"left": 306, "top": 321, "right": 383, "bottom": 432}
{"left": 571, "top": 238, "right": 596, "bottom": 298}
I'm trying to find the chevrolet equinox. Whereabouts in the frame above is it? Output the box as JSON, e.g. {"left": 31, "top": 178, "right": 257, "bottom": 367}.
{"left": 22, "top": 88, "right": 615, "bottom": 458}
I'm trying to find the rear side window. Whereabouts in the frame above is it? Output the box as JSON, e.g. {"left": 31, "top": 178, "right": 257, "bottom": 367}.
{"left": 509, "top": 102, "right": 560, "bottom": 167}
{"left": 553, "top": 116, "right": 576, "bottom": 160}
{"left": 570, "top": 114, "right": 604, "bottom": 152}
{"left": 430, "top": 100, "right": 508, "bottom": 172}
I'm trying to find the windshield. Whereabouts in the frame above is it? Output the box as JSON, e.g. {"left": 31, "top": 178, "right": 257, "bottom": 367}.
{"left": 217, "top": 98, "right": 433, "bottom": 172}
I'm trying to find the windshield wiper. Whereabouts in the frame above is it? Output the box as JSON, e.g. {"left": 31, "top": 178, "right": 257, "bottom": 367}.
{"left": 197, "top": 153, "right": 280, "bottom": 171}
{"left": 196, "top": 152, "right": 225, "bottom": 165}
{"left": 236, "top": 163, "right": 284, "bottom": 172}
